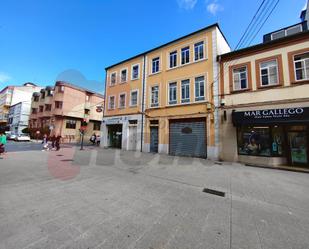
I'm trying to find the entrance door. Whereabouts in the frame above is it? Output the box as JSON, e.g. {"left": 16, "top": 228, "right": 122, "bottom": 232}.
{"left": 129, "top": 126, "right": 137, "bottom": 151}
{"left": 108, "top": 124, "right": 122, "bottom": 149}
{"left": 288, "top": 131, "right": 308, "bottom": 166}
{"left": 150, "top": 127, "right": 159, "bottom": 153}
{"left": 169, "top": 119, "right": 207, "bottom": 158}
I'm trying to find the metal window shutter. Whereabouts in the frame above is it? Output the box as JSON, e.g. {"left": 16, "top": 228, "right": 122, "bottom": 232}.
{"left": 169, "top": 120, "right": 207, "bottom": 158}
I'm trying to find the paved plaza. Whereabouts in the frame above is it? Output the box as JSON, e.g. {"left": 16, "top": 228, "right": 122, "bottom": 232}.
{"left": 0, "top": 146, "right": 309, "bottom": 249}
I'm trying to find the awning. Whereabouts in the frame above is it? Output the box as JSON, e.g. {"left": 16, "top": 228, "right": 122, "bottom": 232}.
{"left": 232, "top": 107, "right": 309, "bottom": 126}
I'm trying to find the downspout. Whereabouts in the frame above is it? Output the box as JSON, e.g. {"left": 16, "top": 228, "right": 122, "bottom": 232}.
{"left": 141, "top": 54, "right": 146, "bottom": 152}
{"left": 101, "top": 70, "right": 108, "bottom": 147}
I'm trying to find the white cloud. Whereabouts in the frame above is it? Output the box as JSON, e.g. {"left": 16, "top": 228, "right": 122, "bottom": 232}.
{"left": 206, "top": 0, "right": 223, "bottom": 15}
{"left": 0, "top": 72, "right": 11, "bottom": 83}
{"left": 177, "top": 0, "right": 198, "bottom": 10}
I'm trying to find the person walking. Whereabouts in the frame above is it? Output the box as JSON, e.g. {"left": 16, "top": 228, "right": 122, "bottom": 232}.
{"left": 42, "top": 134, "right": 49, "bottom": 151}
{"left": 55, "top": 135, "right": 61, "bottom": 151}
{"left": 90, "top": 133, "right": 96, "bottom": 145}
{"left": 51, "top": 135, "right": 56, "bottom": 150}
{"left": 0, "top": 132, "right": 7, "bottom": 158}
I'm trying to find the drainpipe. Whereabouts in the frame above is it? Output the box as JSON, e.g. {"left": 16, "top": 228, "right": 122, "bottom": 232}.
{"left": 101, "top": 70, "right": 108, "bottom": 147}
{"left": 141, "top": 54, "right": 146, "bottom": 152}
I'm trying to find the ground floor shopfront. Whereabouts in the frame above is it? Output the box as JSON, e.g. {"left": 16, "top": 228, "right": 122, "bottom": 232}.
{"left": 220, "top": 104, "right": 309, "bottom": 168}
{"left": 101, "top": 114, "right": 142, "bottom": 151}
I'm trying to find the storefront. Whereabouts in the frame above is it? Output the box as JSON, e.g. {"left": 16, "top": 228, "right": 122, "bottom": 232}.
{"left": 232, "top": 107, "right": 309, "bottom": 167}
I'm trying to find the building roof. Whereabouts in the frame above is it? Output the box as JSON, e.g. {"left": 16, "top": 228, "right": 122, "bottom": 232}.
{"left": 55, "top": 81, "right": 104, "bottom": 99}
{"left": 105, "top": 23, "right": 228, "bottom": 70}
{"left": 218, "top": 30, "right": 309, "bottom": 61}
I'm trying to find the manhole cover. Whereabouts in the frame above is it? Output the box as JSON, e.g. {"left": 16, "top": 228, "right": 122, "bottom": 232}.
{"left": 203, "top": 188, "right": 225, "bottom": 197}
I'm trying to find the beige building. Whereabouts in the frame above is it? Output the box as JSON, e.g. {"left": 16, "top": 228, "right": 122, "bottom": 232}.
{"left": 29, "top": 81, "right": 104, "bottom": 142}
{"left": 102, "top": 23, "right": 230, "bottom": 159}
{"left": 218, "top": 19, "right": 309, "bottom": 168}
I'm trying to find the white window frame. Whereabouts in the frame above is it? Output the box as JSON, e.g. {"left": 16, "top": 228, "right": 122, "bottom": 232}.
{"left": 120, "top": 68, "right": 128, "bottom": 83}
{"left": 168, "top": 82, "right": 177, "bottom": 105}
{"left": 152, "top": 57, "right": 160, "bottom": 74}
{"left": 293, "top": 52, "right": 309, "bottom": 81}
{"left": 259, "top": 59, "right": 279, "bottom": 86}
{"left": 194, "top": 76, "right": 206, "bottom": 101}
{"left": 169, "top": 51, "right": 177, "bottom": 69}
{"left": 118, "top": 93, "right": 126, "bottom": 109}
{"left": 181, "top": 46, "right": 190, "bottom": 65}
{"left": 181, "top": 79, "right": 190, "bottom": 103}
{"left": 108, "top": 95, "right": 116, "bottom": 110}
{"left": 194, "top": 41, "right": 205, "bottom": 61}
{"left": 130, "top": 89, "right": 139, "bottom": 107}
{"left": 131, "top": 63, "right": 140, "bottom": 80}
{"left": 150, "top": 85, "right": 159, "bottom": 108}
{"left": 110, "top": 72, "right": 117, "bottom": 86}
{"left": 233, "top": 66, "right": 248, "bottom": 91}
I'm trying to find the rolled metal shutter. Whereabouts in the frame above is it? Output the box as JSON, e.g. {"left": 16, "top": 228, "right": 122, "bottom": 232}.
{"left": 169, "top": 120, "right": 207, "bottom": 158}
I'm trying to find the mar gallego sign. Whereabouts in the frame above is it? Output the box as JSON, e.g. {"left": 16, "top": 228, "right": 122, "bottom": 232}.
{"left": 232, "top": 107, "right": 309, "bottom": 125}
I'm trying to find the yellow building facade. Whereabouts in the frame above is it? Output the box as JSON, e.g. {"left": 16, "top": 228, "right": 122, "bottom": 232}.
{"left": 102, "top": 24, "right": 230, "bottom": 159}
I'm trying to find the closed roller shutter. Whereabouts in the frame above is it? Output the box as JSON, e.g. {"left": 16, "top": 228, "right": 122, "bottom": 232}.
{"left": 169, "top": 119, "right": 207, "bottom": 158}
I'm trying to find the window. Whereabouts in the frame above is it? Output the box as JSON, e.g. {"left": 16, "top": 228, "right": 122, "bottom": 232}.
{"left": 108, "top": 96, "right": 115, "bottom": 109}
{"left": 93, "top": 122, "right": 101, "bottom": 131}
{"left": 58, "top": 86, "right": 65, "bottom": 93}
{"left": 237, "top": 126, "right": 270, "bottom": 156}
{"left": 294, "top": 52, "right": 309, "bottom": 81}
{"left": 130, "top": 90, "right": 138, "bottom": 107}
{"left": 119, "top": 94, "right": 126, "bottom": 108}
{"left": 55, "top": 101, "right": 63, "bottom": 109}
{"left": 168, "top": 82, "right": 177, "bottom": 105}
{"left": 194, "top": 41, "right": 204, "bottom": 61}
{"left": 151, "top": 86, "right": 159, "bottom": 107}
{"left": 181, "top": 46, "right": 190, "bottom": 65}
{"left": 32, "top": 108, "right": 37, "bottom": 114}
{"left": 34, "top": 96, "right": 39, "bottom": 102}
{"left": 181, "top": 79, "right": 190, "bottom": 103}
{"left": 41, "top": 92, "right": 45, "bottom": 99}
{"left": 151, "top": 57, "right": 160, "bottom": 74}
{"left": 170, "top": 51, "right": 177, "bottom": 68}
{"left": 45, "top": 104, "right": 52, "bottom": 111}
{"left": 132, "top": 64, "right": 139, "bottom": 80}
{"left": 260, "top": 60, "right": 278, "bottom": 86}
{"left": 195, "top": 76, "right": 205, "bottom": 101}
{"left": 66, "top": 119, "right": 76, "bottom": 129}
{"left": 86, "top": 95, "right": 90, "bottom": 102}
{"left": 120, "top": 69, "right": 127, "bottom": 83}
{"left": 47, "top": 90, "right": 53, "bottom": 96}
{"left": 110, "top": 72, "right": 117, "bottom": 85}
{"left": 233, "top": 67, "right": 248, "bottom": 90}
{"left": 39, "top": 106, "right": 44, "bottom": 112}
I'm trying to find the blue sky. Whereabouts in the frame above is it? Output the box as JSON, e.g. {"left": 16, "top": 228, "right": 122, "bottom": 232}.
{"left": 0, "top": 0, "right": 306, "bottom": 93}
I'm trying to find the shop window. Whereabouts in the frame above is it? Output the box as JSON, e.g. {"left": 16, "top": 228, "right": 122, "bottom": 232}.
{"left": 170, "top": 51, "right": 177, "bottom": 68}
{"left": 169, "top": 82, "right": 177, "bottom": 105}
{"left": 271, "top": 126, "right": 285, "bottom": 156}
{"left": 93, "top": 122, "right": 101, "bottom": 131}
{"left": 233, "top": 67, "right": 248, "bottom": 90}
{"left": 194, "top": 41, "right": 204, "bottom": 61}
{"left": 294, "top": 52, "right": 309, "bottom": 81}
{"left": 66, "top": 119, "right": 76, "bottom": 129}
{"left": 260, "top": 60, "right": 278, "bottom": 86}
{"left": 237, "top": 126, "right": 271, "bottom": 156}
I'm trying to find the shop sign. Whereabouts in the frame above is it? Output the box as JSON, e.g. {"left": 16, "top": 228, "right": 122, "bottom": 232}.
{"left": 105, "top": 117, "right": 122, "bottom": 125}
{"left": 232, "top": 107, "right": 309, "bottom": 125}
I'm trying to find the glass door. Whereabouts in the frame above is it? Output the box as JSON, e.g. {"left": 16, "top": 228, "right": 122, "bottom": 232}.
{"left": 288, "top": 131, "right": 308, "bottom": 166}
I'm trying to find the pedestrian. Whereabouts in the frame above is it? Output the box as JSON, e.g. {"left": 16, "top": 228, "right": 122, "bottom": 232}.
{"left": 55, "top": 135, "right": 61, "bottom": 151}
{"left": 90, "top": 133, "right": 96, "bottom": 145}
{"left": 0, "top": 132, "right": 7, "bottom": 158}
{"left": 42, "top": 134, "right": 49, "bottom": 151}
{"left": 96, "top": 135, "right": 100, "bottom": 146}
{"left": 51, "top": 135, "right": 56, "bottom": 150}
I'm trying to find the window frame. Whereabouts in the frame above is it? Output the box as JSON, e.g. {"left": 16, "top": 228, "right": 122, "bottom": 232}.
{"left": 168, "top": 82, "right": 177, "bottom": 105}
{"left": 131, "top": 63, "right": 140, "bottom": 80}
{"left": 151, "top": 57, "right": 160, "bottom": 74}
{"left": 259, "top": 59, "right": 279, "bottom": 86}
{"left": 130, "top": 89, "right": 139, "bottom": 107}
{"left": 108, "top": 95, "right": 116, "bottom": 110}
{"left": 181, "top": 79, "right": 190, "bottom": 103}
{"left": 120, "top": 68, "right": 128, "bottom": 83}
{"left": 194, "top": 41, "right": 205, "bottom": 61}
{"left": 55, "top": 101, "right": 63, "bottom": 109}
{"left": 293, "top": 52, "right": 309, "bottom": 82}
{"left": 169, "top": 51, "right": 177, "bottom": 69}
{"left": 194, "top": 76, "right": 206, "bottom": 102}
{"left": 232, "top": 66, "right": 249, "bottom": 91}
{"left": 181, "top": 46, "right": 190, "bottom": 65}
{"left": 118, "top": 93, "right": 126, "bottom": 109}
{"left": 110, "top": 72, "right": 117, "bottom": 86}
{"left": 150, "top": 85, "right": 159, "bottom": 108}
{"left": 65, "top": 119, "right": 77, "bottom": 129}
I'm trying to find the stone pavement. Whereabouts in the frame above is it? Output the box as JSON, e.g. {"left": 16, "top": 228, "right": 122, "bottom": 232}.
{"left": 0, "top": 147, "right": 309, "bottom": 249}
